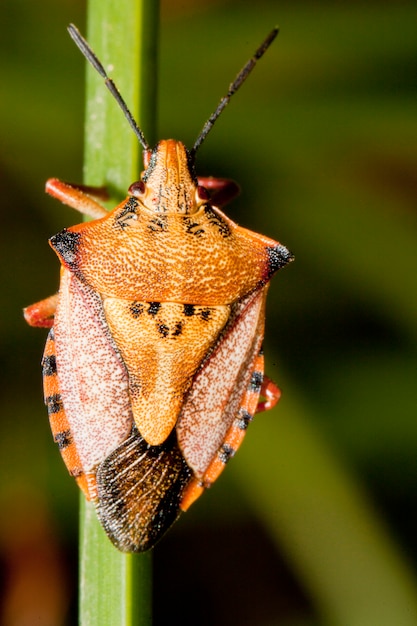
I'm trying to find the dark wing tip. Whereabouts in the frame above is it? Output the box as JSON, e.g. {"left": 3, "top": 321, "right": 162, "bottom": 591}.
{"left": 96, "top": 428, "right": 192, "bottom": 552}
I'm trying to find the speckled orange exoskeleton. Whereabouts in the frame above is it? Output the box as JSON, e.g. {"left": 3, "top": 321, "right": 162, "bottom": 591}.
{"left": 24, "top": 25, "right": 293, "bottom": 552}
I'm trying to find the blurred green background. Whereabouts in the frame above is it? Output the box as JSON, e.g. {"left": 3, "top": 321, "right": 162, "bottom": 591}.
{"left": 1, "top": 0, "right": 417, "bottom": 624}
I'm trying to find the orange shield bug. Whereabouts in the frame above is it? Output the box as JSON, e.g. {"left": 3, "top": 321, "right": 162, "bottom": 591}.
{"left": 24, "top": 25, "right": 293, "bottom": 552}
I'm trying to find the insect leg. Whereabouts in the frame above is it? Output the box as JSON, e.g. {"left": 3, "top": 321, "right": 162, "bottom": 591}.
{"left": 46, "top": 178, "right": 109, "bottom": 219}
{"left": 24, "top": 294, "right": 59, "bottom": 328}
{"left": 256, "top": 375, "right": 281, "bottom": 412}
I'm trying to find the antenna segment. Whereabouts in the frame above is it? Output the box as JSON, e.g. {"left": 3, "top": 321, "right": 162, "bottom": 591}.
{"left": 191, "top": 27, "right": 279, "bottom": 156}
{"left": 68, "top": 24, "right": 150, "bottom": 152}
{"left": 68, "top": 24, "right": 278, "bottom": 160}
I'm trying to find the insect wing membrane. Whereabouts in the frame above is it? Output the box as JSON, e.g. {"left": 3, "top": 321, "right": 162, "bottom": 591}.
{"left": 96, "top": 427, "right": 192, "bottom": 552}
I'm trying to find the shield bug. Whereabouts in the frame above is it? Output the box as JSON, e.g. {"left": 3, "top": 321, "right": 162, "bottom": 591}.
{"left": 24, "top": 24, "right": 293, "bottom": 552}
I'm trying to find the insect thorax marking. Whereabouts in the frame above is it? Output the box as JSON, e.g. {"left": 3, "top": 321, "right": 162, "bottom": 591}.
{"left": 148, "top": 215, "right": 168, "bottom": 232}
{"left": 203, "top": 206, "right": 231, "bottom": 238}
{"left": 114, "top": 197, "right": 140, "bottom": 230}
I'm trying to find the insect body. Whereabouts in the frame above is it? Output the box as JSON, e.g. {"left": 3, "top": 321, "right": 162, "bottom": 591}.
{"left": 24, "top": 25, "right": 293, "bottom": 552}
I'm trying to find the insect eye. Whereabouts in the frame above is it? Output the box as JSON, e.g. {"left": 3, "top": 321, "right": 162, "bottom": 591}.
{"left": 129, "top": 180, "right": 146, "bottom": 197}
{"left": 196, "top": 185, "right": 210, "bottom": 202}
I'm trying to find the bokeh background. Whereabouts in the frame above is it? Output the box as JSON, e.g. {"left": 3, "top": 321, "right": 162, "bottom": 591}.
{"left": 1, "top": 1, "right": 417, "bottom": 624}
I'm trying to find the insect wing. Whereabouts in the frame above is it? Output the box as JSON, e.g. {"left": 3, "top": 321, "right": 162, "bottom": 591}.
{"left": 177, "top": 286, "right": 268, "bottom": 478}
{"left": 96, "top": 427, "right": 192, "bottom": 552}
{"left": 53, "top": 268, "right": 133, "bottom": 495}
{"left": 94, "top": 287, "right": 269, "bottom": 551}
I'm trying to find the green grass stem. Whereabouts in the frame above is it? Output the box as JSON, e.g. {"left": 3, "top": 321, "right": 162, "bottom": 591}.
{"left": 78, "top": 0, "right": 158, "bottom": 623}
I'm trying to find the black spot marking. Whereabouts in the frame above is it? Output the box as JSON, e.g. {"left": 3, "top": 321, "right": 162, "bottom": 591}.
{"left": 115, "top": 198, "right": 139, "bottom": 229}
{"left": 201, "top": 308, "right": 211, "bottom": 321}
{"left": 183, "top": 304, "right": 195, "bottom": 317}
{"left": 236, "top": 409, "right": 253, "bottom": 430}
{"left": 42, "top": 354, "right": 57, "bottom": 377}
{"left": 204, "top": 205, "right": 231, "bottom": 237}
{"left": 218, "top": 444, "right": 235, "bottom": 464}
{"left": 118, "top": 197, "right": 139, "bottom": 217}
{"left": 266, "top": 244, "right": 294, "bottom": 276}
{"left": 45, "top": 394, "right": 63, "bottom": 414}
{"left": 158, "top": 323, "right": 169, "bottom": 338}
{"left": 148, "top": 216, "right": 168, "bottom": 232}
{"left": 114, "top": 197, "right": 139, "bottom": 230}
{"left": 49, "top": 230, "right": 81, "bottom": 270}
{"left": 130, "top": 302, "right": 144, "bottom": 318}
{"left": 184, "top": 218, "right": 205, "bottom": 237}
{"left": 148, "top": 302, "right": 161, "bottom": 316}
{"left": 55, "top": 429, "right": 72, "bottom": 450}
{"left": 172, "top": 321, "right": 183, "bottom": 336}
{"left": 249, "top": 371, "right": 263, "bottom": 393}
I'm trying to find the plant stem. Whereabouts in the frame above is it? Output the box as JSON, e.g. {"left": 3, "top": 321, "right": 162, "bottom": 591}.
{"left": 78, "top": 0, "right": 158, "bottom": 623}
{"left": 79, "top": 499, "right": 152, "bottom": 625}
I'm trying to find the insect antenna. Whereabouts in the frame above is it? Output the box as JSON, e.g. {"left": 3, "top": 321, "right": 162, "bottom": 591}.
{"left": 191, "top": 27, "right": 279, "bottom": 158}
{"left": 68, "top": 24, "right": 150, "bottom": 152}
